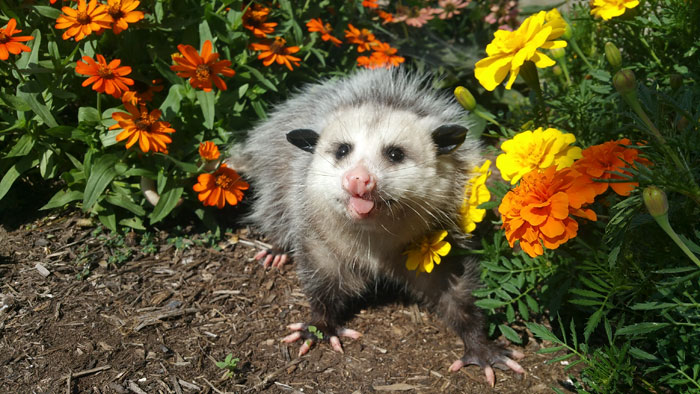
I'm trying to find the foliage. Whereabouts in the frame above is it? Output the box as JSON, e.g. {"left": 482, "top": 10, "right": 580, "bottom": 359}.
{"left": 215, "top": 353, "right": 240, "bottom": 379}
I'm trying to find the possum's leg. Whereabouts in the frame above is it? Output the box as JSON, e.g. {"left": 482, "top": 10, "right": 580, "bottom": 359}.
{"left": 253, "top": 248, "right": 289, "bottom": 269}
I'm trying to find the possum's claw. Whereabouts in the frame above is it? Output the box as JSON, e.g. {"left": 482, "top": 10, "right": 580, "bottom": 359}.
{"left": 448, "top": 348, "right": 525, "bottom": 387}
{"left": 282, "top": 323, "right": 361, "bottom": 356}
{"left": 254, "top": 249, "right": 289, "bottom": 269}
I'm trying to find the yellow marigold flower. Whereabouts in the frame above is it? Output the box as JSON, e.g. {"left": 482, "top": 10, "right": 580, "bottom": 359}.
{"left": 474, "top": 9, "right": 567, "bottom": 91}
{"left": 496, "top": 127, "right": 582, "bottom": 185}
{"left": 461, "top": 160, "right": 492, "bottom": 233}
{"left": 404, "top": 230, "right": 451, "bottom": 273}
{"left": 590, "top": 0, "right": 639, "bottom": 20}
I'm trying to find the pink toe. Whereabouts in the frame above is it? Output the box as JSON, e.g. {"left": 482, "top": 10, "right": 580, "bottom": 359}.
{"left": 330, "top": 336, "right": 343, "bottom": 353}
{"left": 449, "top": 359, "right": 464, "bottom": 372}
{"left": 254, "top": 250, "right": 267, "bottom": 260}
{"left": 485, "top": 366, "right": 495, "bottom": 387}
{"left": 263, "top": 254, "right": 273, "bottom": 268}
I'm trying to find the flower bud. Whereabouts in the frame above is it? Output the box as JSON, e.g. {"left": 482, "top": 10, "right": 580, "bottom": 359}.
{"left": 562, "top": 23, "right": 572, "bottom": 40}
{"left": 552, "top": 65, "right": 563, "bottom": 76}
{"left": 643, "top": 186, "right": 668, "bottom": 218}
{"left": 613, "top": 69, "right": 636, "bottom": 95}
{"left": 454, "top": 86, "right": 476, "bottom": 111}
{"left": 670, "top": 74, "right": 682, "bottom": 90}
{"left": 604, "top": 42, "right": 622, "bottom": 70}
{"left": 550, "top": 47, "right": 566, "bottom": 60}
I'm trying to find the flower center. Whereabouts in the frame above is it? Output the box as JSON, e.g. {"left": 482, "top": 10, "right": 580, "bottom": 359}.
{"left": 0, "top": 31, "right": 7, "bottom": 43}
{"left": 76, "top": 11, "right": 91, "bottom": 25}
{"left": 109, "top": 2, "right": 125, "bottom": 19}
{"left": 97, "top": 65, "right": 114, "bottom": 78}
{"left": 215, "top": 174, "right": 234, "bottom": 189}
{"left": 135, "top": 110, "right": 155, "bottom": 131}
{"left": 271, "top": 37, "right": 286, "bottom": 52}
{"left": 195, "top": 64, "right": 211, "bottom": 80}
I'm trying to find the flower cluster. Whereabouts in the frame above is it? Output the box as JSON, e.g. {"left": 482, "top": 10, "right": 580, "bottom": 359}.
{"left": 474, "top": 9, "right": 567, "bottom": 91}
{"left": 372, "top": 1, "right": 470, "bottom": 28}
{"left": 344, "top": 24, "right": 404, "bottom": 69}
{"left": 484, "top": 0, "right": 519, "bottom": 30}
{"left": 55, "top": 0, "right": 144, "bottom": 41}
{"left": 497, "top": 134, "right": 649, "bottom": 257}
{"left": 243, "top": 4, "right": 302, "bottom": 71}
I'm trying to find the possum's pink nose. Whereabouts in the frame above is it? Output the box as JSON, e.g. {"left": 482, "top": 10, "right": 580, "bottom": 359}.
{"left": 342, "top": 165, "right": 376, "bottom": 197}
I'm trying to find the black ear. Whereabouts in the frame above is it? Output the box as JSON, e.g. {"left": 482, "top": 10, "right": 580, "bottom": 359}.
{"left": 432, "top": 124, "right": 468, "bottom": 155}
{"left": 286, "top": 129, "right": 319, "bottom": 153}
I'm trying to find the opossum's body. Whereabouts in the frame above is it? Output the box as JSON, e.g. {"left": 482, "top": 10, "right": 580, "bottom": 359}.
{"left": 229, "top": 69, "right": 523, "bottom": 384}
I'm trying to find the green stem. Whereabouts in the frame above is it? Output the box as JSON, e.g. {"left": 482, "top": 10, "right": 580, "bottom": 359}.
{"left": 653, "top": 214, "right": 700, "bottom": 268}
{"left": 568, "top": 38, "right": 593, "bottom": 70}
{"left": 9, "top": 58, "right": 27, "bottom": 83}
{"left": 474, "top": 107, "right": 502, "bottom": 127}
{"left": 96, "top": 92, "right": 102, "bottom": 119}
{"left": 559, "top": 60, "right": 571, "bottom": 86}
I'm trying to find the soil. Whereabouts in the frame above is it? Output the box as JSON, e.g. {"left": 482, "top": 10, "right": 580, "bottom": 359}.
{"left": 0, "top": 212, "right": 576, "bottom": 394}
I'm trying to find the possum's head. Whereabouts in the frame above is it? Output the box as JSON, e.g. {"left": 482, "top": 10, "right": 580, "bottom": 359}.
{"left": 286, "top": 104, "right": 469, "bottom": 231}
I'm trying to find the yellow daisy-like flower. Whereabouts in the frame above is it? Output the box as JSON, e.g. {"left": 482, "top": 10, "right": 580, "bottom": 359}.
{"left": 496, "top": 127, "right": 582, "bottom": 185}
{"left": 474, "top": 9, "right": 567, "bottom": 91}
{"left": 404, "top": 230, "right": 451, "bottom": 273}
{"left": 590, "top": 0, "right": 639, "bottom": 20}
{"left": 460, "top": 160, "right": 492, "bottom": 233}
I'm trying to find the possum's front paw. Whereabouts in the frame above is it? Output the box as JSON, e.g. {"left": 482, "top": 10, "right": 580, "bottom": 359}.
{"left": 254, "top": 248, "right": 289, "bottom": 269}
{"left": 281, "top": 322, "right": 362, "bottom": 356}
{"left": 449, "top": 344, "right": 525, "bottom": 387}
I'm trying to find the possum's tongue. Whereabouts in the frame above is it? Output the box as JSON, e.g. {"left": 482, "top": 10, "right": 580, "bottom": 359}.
{"left": 349, "top": 196, "right": 375, "bottom": 218}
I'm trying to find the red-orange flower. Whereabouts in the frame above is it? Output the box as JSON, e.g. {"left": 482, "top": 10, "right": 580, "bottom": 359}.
{"left": 344, "top": 24, "right": 378, "bottom": 52}
{"left": 55, "top": 0, "right": 113, "bottom": 41}
{"left": 242, "top": 3, "right": 277, "bottom": 38}
{"left": 306, "top": 18, "right": 342, "bottom": 46}
{"left": 199, "top": 141, "right": 220, "bottom": 161}
{"left": 362, "top": 0, "right": 379, "bottom": 8}
{"left": 357, "top": 41, "right": 405, "bottom": 69}
{"left": 122, "top": 79, "right": 164, "bottom": 106}
{"left": 499, "top": 166, "right": 597, "bottom": 258}
{"left": 571, "top": 138, "right": 650, "bottom": 197}
{"left": 376, "top": 10, "right": 394, "bottom": 24}
{"left": 170, "top": 40, "right": 236, "bottom": 92}
{"left": 0, "top": 19, "right": 34, "bottom": 61}
{"left": 110, "top": 102, "right": 175, "bottom": 153}
{"left": 249, "top": 36, "right": 301, "bottom": 71}
{"left": 193, "top": 163, "right": 249, "bottom": 208}
{"left": 75, "top": 54, "right": 134, "bottom": 98}
{"left": 106, "top": 0, "right": 144, "bottom": 34}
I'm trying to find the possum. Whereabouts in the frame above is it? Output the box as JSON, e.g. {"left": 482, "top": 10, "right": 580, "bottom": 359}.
{"left": 227, "top": 69, "right": 524, "bottom": 386}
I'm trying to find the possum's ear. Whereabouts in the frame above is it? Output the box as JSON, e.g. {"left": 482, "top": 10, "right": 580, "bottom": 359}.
{"left": 286, "top": 129, "right": 319, "bottom": 153}
{"left": 432, "top": 124, "right": 467, "bottom": 155}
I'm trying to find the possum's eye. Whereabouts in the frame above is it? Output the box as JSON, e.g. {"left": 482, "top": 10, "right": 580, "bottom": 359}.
{"left": 335, "top": 143, "right": 352, "bottom": 160}
{"left": 385, "top": 146, "right": 405, "bottom": 163}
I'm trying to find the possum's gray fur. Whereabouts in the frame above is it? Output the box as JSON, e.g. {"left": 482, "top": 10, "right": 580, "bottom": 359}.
{"left": 228, "top": 68, "right": 519, "bottom": 375}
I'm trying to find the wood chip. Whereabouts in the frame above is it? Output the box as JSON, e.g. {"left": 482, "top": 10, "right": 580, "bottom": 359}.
{"left": 177, "top": 379, "right": 201, "bottom": 391}
{"left": 127, "top": 380, "right": 148, "bottom": 394}
{"left": 35, "top": 263, "right": 51, "bottom": 277}
{"left": 373, "top": 383, "right": 419, "bottom": 391}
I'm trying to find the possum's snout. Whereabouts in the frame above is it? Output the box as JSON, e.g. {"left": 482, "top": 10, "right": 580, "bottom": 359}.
{"left": 342, "top": 165, "right": 376, "bottom": 219}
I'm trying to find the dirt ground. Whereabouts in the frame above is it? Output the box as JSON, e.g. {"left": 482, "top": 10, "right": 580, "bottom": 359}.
{"left": 0, "top": 211, "right": 576, "bottom": 394}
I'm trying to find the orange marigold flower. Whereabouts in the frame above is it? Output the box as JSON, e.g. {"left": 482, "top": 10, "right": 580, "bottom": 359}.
{"left": 344, "top": 23, "right": 377, "bottom": 52}
{"left": 106, "top": 0, "right": 144, "bottom": 34}
{"left": 571, "top": 138, "right": 650, "bottom": 197}
{"left": 122, "top": 79, "right": 164, "bottom": 106}
{"left": 499, "top": 166, "right": 597, "bottom": 258}
{"left": 199, "top": 141, "right": 220, "bottom": 161}
{"left": 306, "top": 18, "right": 342, "bottom": 46}
{"left": 242, "top": 3, "right": 277, "bottom": 38}
{"left": 110, "top": 102, "right": 175, "bottom": 153}
{"left": 0, "top": 18, "right": 34, "bottom": 61}
{"left": 55, "top": 0, "right": 113, "bottom": 42}
{"left": 362, "top": 0, "right": 379, "bottom": 8}
{"left": 193, "top": 163, "right": 249, "bottom": 209}
{"left": 376, "top": 10, "right": 394, "bottom": 24}
{"left": 170, "top": 40, "right": 236, "bottom": 92}
{"left": 75, "top": 54, "right": 134, "bottom": 98}
{"left": 249, "top": 36, "right": 301, "bottom": 71}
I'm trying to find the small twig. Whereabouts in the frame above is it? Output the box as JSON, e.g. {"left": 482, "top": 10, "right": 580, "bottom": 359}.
{"left": 170, "top": 375, "right": 183, "bottom": 394}
{"left": 70, "top": 364, "right": 111, "bottom": 379}
{"left": 66, "top": 370, "right": 71, "bottom": 394}
{"left": 134, "top": 308, "right": 200, "bottom": 331}
{"left": 246, "top": 359, "right": 302, "bottom": 392}
{"left": 128, "top": 380, "right": 148, "bottom": 394}
{"left": 200, "top": 377, "right": 225, "bottom": 394}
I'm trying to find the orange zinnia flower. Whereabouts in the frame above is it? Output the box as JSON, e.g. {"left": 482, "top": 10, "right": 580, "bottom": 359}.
{"left": 362, "top": 0, "right": 379, "bottom": 8}
{"left": 199, "top": 141, "right": 220, "bottom": 161}
{"left": 193, "top": 163, "right": 249, "bottom": 209}
{"left": 306, "top": 18, "right": 342, "bottom": 46}
{"left": 0, "top": 18, "right": 34, "bottom": 61}
{"left": 376, "top": 10, "right": 394, "bottom": 24}
{"left": 122, "top": 79, "right": 164, "bottom": 106}
{"left": 170, "top": 40, "right": 236, "bottom": 92}
{"left": 357, "top": 41, "right": 405, "bottom": 69}
{"left": 55, "top": 0, "right": 113, "bottom": 42}
{"left": 249, "top": 37, "right": 301, "bottom": 71}
{"left": 110, "top": 102, "right": 175, "bottom": 153}
{"left": 106, "top": 0, "right": 144, "bottom": 34}
{"left": 75, "top": 54, "right": 134, "bottom": 98}
{"left": 571, "top": 138, "right": 650, "bottom": 197}
{"left": 242, "top": 3, "right": 277, "bottom": 38}
{"left": 499, "top": 166, "right": 597, "bottom": 258}
{"left": 344, "top": 24, "right": 377, "bottom": 52}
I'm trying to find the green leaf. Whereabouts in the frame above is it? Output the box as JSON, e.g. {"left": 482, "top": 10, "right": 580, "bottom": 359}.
{"left": 631, "top": 302, "right": 677, "bottom": 310}
{"left": 629, "top": 347, "right": 660, "bottom": 362}
{"left": 5, "top": 133, "right": 35, "bottom": 158}
{"left": 616, "top": 322, "right": 670, "bottom": 336}
{"left": 198, "top": 20, "right": 213, "bottom": 48}
{"left": 537, "top": 345, "right": 565, "bottom": 354}
{"left": 157, "top": 153, "right": 199, "bottom": 173}
{"left": 78, "top": 107, "right": 101, "bottom": 124}
{"left": 498, "top": 324, "right": 522, "bottom": 344}
{"left": 33, "top": 5, "right": 62, "bottom": 18}
{"left": 160, "top": 84, "right": 186, "bottom": 120}
{"left": 119, "top": 217, "right": 146, "bottom": 231}
{"left": 583, "top": 309, "right": 603, "bottom": 341}
{"left": 41, "top": 189, "right": 83, "bottom": 210}
{"left": 474, "top": 298, "right": 507, "bottom": 309}
{"left": 17, "top": 82, "right": 58, "bottom": 127}
{"left": 196, "top": 89, "right": 216, "bottom": 129}
{"left": 105, "top": 194, "right": 146, "bottom": 216}
{"left": 0, "top": 92, "right": 31, "bottom": 111}
{"left": 517, "top": 299, "right": 529, "bottom": 320}
{"left": 98, "top": 209, "right": 117, "bottom": 232}
{"left": 83, "top": 154, "right": 119, "bottom": 211}
{"left": 100, "top": 127, "right": 122, "bottom": 148}
{"left": 525, "top": 322, "right": 561, "bottom": 344}
{"left": 240, "top": 64, "right": 278, "bottom": 92}
{"left": 0, "top": 154, "right": 39, "bottom": 201}
{"left": 569, "top": 288, "right": 605, "bottom": 299}
{"left": 17, "top": 29, "right": 40, "bottom": 69}
{"left": 149, "top": 183, "right": 183, "bottom": 224}
{"left": 39, "top": 148, "right": 57, "bottom": 179}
